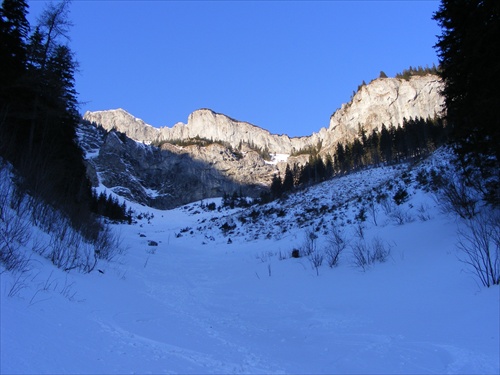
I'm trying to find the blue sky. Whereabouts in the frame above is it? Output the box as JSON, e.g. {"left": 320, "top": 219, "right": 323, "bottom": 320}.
{"left": 27, "top": 1, "right": 441, "bottom": 137}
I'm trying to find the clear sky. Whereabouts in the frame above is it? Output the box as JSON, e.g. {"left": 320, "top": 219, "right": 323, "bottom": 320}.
{"left": 27, "top": 0, "right": 441, "bottom": 137}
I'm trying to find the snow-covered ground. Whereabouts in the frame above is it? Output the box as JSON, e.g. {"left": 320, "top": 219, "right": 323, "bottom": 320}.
{"left": 1, "top": 152, "right": 499, "bottom": 374}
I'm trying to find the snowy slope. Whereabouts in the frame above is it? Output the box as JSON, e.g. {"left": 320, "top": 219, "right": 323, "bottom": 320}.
{"left": 1, "top": 150, "right": 499, "bottom": 374}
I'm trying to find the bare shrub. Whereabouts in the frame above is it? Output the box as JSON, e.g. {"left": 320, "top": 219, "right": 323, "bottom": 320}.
{"left": 49, "top": 224, "right": 80, "bottom": 271}
{"left": 351, "top": 240, "right": 370, "bottom": 271}
{"left": 370, "top": 236, "right": 391, "bottom": 263}
{"left": 256, "top": 250, "right": 274, "bottom": 263}
{"left": 0, "top": 174, "right": 31, "bottom": 272}
{"left": 47, "top": 217, "right": 120, "bottom": 273}
{"left": 417, "top": 203, "right": 432, "bottom": 221}
{"left": 380, "top": 196, "right": 395, "bottom": 216}
{"left": 7, "top": 269, "right": 31, "bottom": 297}
{"left": 351, "top": 237, "right": 391, "bottom": 271}
{"left": 1, "top": 161, "right": 122, "bottom": 276}
{"left": 436, "top": 175, "right": 478, "bottom": 219}
{"left": 389, "top": 207, "right": 414, "bottom": 225}
{"left": 324, "top": 225, "right": 348, "bottom": 267}
{"left": 278, "top": 250, "right": 287, "bottom": 260}
{"left": 301, "top": 229, "right": 317, "bottom": 257}
{"left": 309, "top": 251, "right": 324, "bottom": 276}
{"left": 93, "top": 224, "right": 124, "bottom": 263}
{"left": 368, "top": 201, "right": 378, "bottom": 226}
{"left": 457, "top": 209, "right": 500, "bottom": 287}
{"left": 354, "top": 222, "right": 365, "bottom": 239}
{"left": 80, "top": 242, "right": 98, "bottom": 274}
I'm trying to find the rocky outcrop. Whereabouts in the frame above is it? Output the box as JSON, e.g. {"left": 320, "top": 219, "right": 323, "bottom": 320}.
{"left": 77, "top": 122, "right": 273, "bottom": 209}
{"left": 83, "top": 75, "right": 444, "bottom": 156}
{"left": 84, "top": 108, "right": 313, "bottom": 154}
{"left": 80, "top": 74, "right": 444, "bottom": 209}
{"left": 321, "top": 75, "right": 445, "bottom": 150}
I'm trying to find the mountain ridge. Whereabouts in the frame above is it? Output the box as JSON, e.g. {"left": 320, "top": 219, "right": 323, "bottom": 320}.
{"left": 79, "top": 74, "right": 445, "bottom": 209}
{"left": 83, "top": 74, "right": 444, "bottom": 155}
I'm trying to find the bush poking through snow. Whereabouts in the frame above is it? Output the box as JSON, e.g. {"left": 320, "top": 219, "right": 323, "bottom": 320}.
{"left": 457, "top": 209, "right": 500, "bottom": 287}
{"left": 301, "top": 229, "right": 317, "bottom": 257}
{"left": 324, "top": 225, "right": 348, "bottom": 267}
{"left": 94, "top": 225, "right": 124, "bottom": 263}
{"left": 393, "top": 187, "right": 409, "bottom": 205}
{"left": 435, "top": 174, "right": 478, "bottom": 220}
{"left": 370, "top": 236, "right": 392, "bottom": 263}
{"left": 389, "top": 207, "right": 414, "bottom": 225}
{"left": 0, "top": 169, "right": 31, "bottom": 272}
{"left": 417, "top": 203, "right": 432, "bottom": 221}
{"left": 309, "top": 251, "right": 324, "bottom": 276}
{"left": 351, "top": 237, "right": 392, "bottom": 271}
{"left": 351, "top": 240, "right": 371, "bottom": 271}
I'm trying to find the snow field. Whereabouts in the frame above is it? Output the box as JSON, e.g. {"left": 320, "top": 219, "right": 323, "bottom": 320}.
{"left": 1, "top": 152, "right": 499, "bottom": 374}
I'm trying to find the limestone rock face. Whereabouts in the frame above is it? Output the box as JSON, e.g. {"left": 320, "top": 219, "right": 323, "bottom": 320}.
{"left": 84, "top": 108, "right": 160, "bottom": 143}
{"left": 84, "top": 108, "right": 313, "bottom": 154}
{"left": 77, "top": 122, "right": 270, "bottom": 209}
{"left": 83, "top": 75, "right": 443, "bottom": 156}
{"left": 322, "top": 75, "right": 445, "bottom": 151}
{"left": 80, "top": 75, "right": 444, "bottom": 209}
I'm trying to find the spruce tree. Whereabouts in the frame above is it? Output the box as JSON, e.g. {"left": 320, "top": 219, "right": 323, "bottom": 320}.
{"left": 282, "top": 164, "right": 294, "bottom": 193}
{"left": 270, "top": 174, "right": 283, "bottom": 199}
{"left": 0, "top": 0, "right": 29, "bottom": 87}
{"left": 433, "top": 0, "right": 500, "bottom": 171}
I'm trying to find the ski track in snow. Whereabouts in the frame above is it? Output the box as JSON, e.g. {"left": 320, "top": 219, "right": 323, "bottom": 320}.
{"left": 1, "top": 150, "right": 499, "bottom": 374}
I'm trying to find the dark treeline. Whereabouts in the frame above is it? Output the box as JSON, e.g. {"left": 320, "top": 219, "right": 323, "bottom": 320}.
{"left": 266, "top": 116, "right": 449, "bottom": 201}
{"left": 395, "top": 65, "right": 440, "bottom": 80}
{"left": 91, "top": 191, "right": 131, "bottom": 223}
{"left": 0, "top": 0, "right": 128, "bottom": 236}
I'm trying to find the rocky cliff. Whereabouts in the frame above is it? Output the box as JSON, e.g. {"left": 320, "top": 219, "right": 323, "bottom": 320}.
{"left": 80, "top": 74, "right": 444, "bottom": 209}
{"left": 83, "top": 75, "right": 444, "bottom": 156}
{"left": 77, "top": 122, "right": 274, "bottom": 209}
{"left": 322, "top": 74, "right": 444, "bottom": 150}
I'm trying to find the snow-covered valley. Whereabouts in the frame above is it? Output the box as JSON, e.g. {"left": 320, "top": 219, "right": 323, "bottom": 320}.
{"left": 1, "top": 151, "right": 499, "bottom": 374}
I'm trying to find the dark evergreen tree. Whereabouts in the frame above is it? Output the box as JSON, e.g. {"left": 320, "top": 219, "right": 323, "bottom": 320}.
{"left": 310, "top": 155, "right": 326, "bottom": 183}
{"left": 298, "top": 163, "right": 313, "bottom": 186}
{"left": 270, "top": 174, "right": 283, "bottom": 199}
{"left": 394, "top": 125, "right": 407, "bottom": 161}
{"left": 368, "top": 128, "right": 380, "bottom": 165}
{"left": 0, "top": 0, "right": 129, "bottom": 237}
{"left": 351, "top": 138, "right": 364, "bottom": 169}
{"left": 282, "top": 164, "right": 294, "bottom": 193}
{"left": 325, "top": 154, "right": 334, "bottom": 179}
{"left": 0, "top": 0, "right": 29, "bottom": 155}
{"left": 333, "top": 143, "right": 343, "bottom": 174}
{"left": 379, "top": 124, "right": 392, "bottom": 163}
{"left": 433, "top": 0, "right": 500, "bottom": 172}
{"left": 0, "top": 0, "right": 29, "bottom": 87}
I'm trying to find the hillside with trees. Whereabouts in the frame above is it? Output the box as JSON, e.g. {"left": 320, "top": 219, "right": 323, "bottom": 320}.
{"left": 266, "top": 116, "right": 449, "bottom": 201}
{"left": 0, "top": 0, "right": 128, "bottom": 272}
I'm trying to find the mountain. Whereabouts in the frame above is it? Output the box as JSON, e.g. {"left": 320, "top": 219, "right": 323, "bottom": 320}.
{"left": 83, "top": 75, "right": 444, "bottom": 155}
{"left": 79, "top": 75, "right": 444, "bottom": 208}
{"left": 77, "top": 123, "right": 273, "bottom": 209}
{"left": 323, "top": 74, "right": 444, "bottom": 150}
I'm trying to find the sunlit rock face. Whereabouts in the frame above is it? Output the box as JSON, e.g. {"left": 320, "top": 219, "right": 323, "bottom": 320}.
{"left": 81, "top": 75, "right": 443, "bottom": 208}
{"left": 83, "top": 75, "right": 443, "bottom": 156}
{"left": 321, "top": 75, "right": 444, "bottom": 151}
